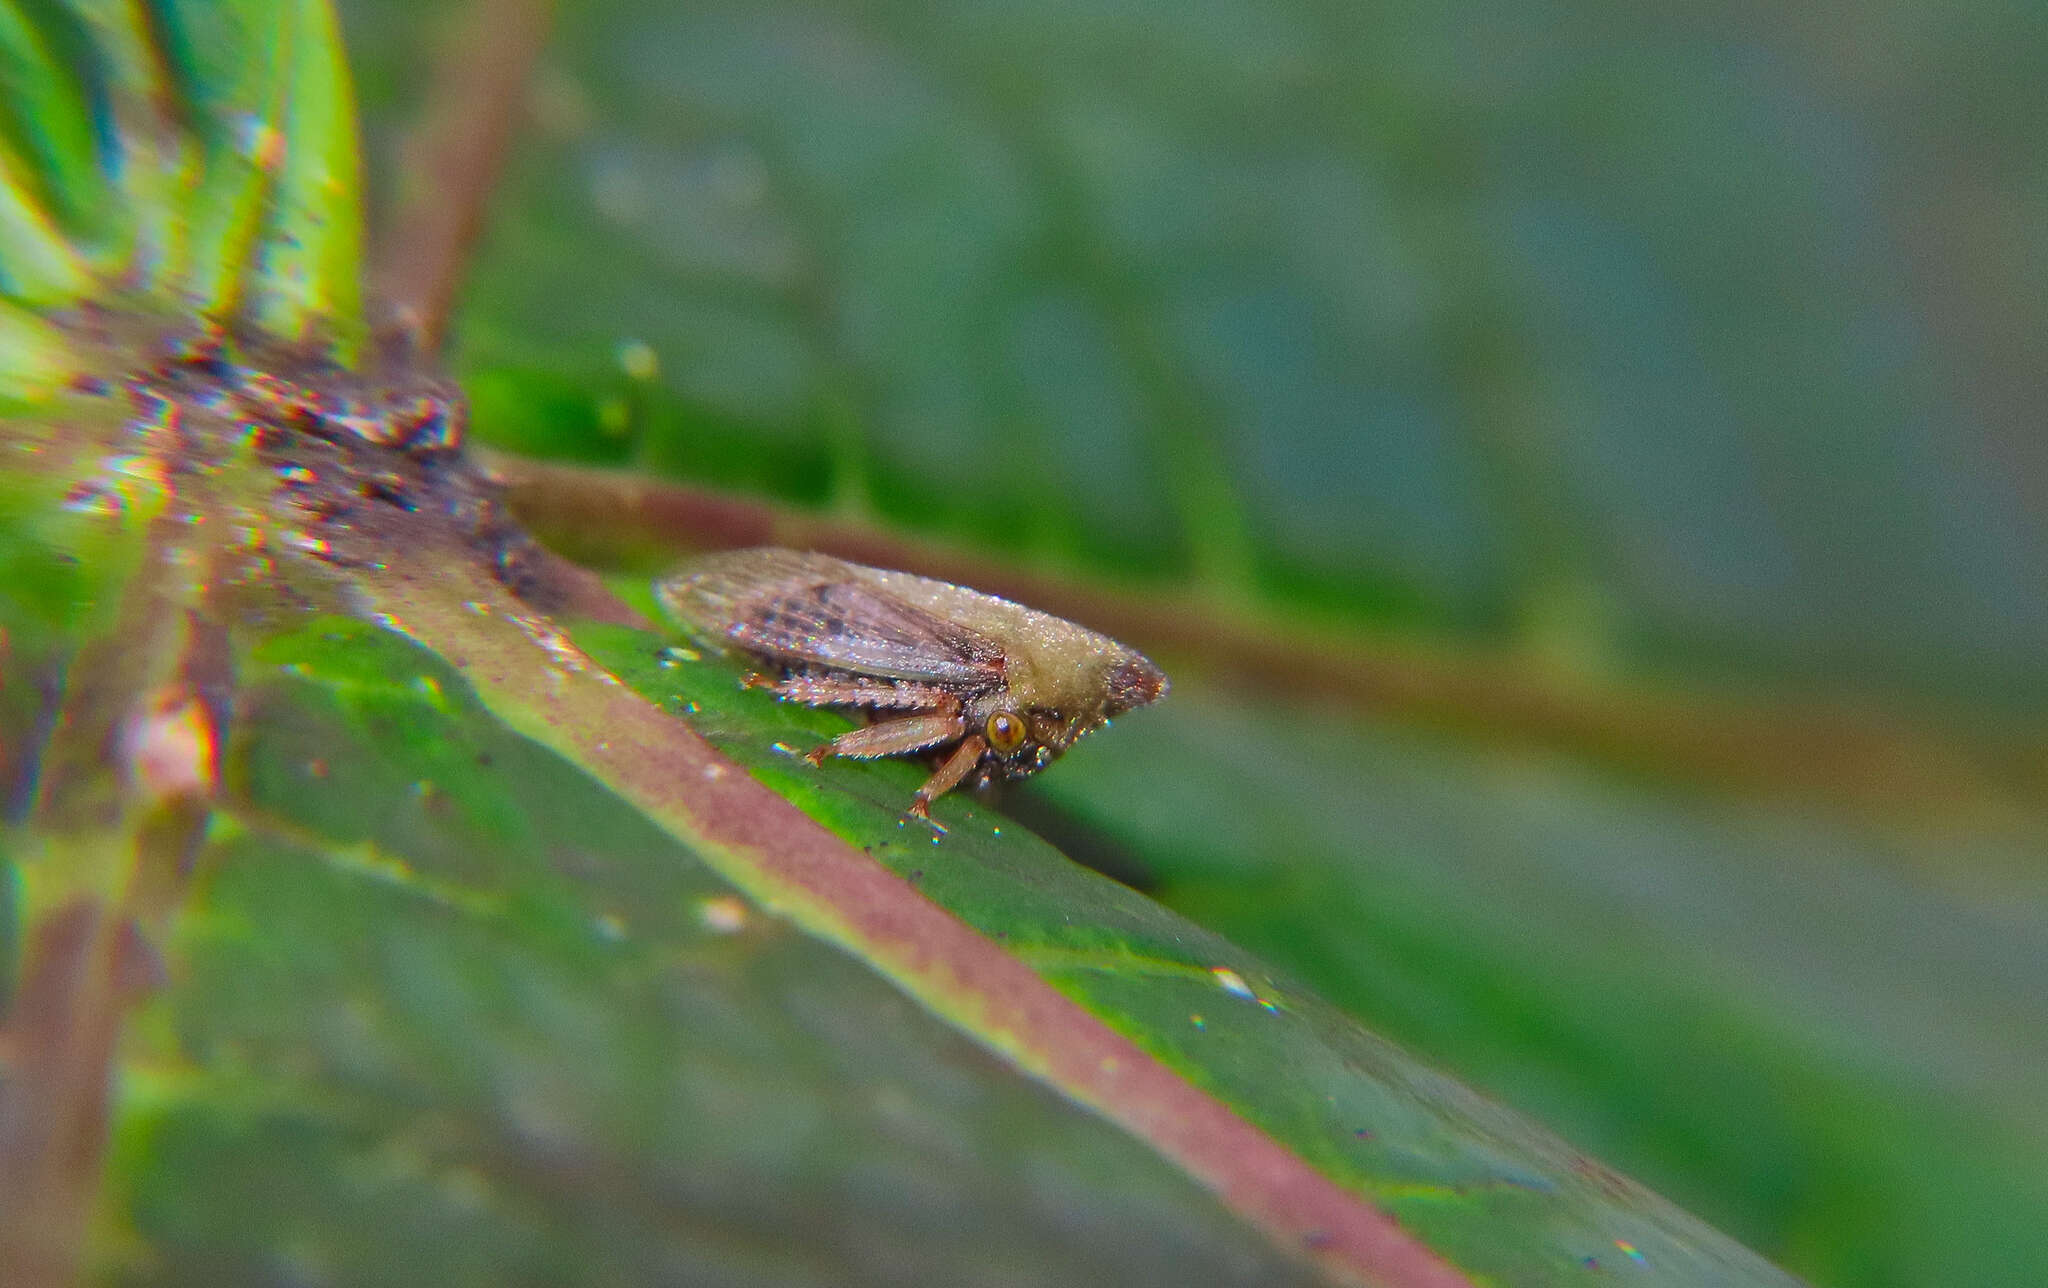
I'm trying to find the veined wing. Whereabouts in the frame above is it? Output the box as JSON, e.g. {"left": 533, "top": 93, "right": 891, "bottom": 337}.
{"left": 662, "top": 548, "right": 1009, "bottom": 686}
{"left": 729, "top": 578, "right": 1006, "bottom": 686}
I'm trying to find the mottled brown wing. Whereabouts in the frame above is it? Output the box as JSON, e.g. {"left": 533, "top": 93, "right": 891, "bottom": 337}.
{"left": 727, "top": 578, "right": 1007, "bottom": 687}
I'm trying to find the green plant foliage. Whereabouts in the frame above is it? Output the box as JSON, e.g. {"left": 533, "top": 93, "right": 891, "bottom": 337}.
{"left": 577, "top": 620, "right": 1803, "bottom": 1286}
{"left": 0, "top": 361, "right": 1799, "bottom": 1285}
{"left": 0, "top": 367, "right": 1342, "bottom": 1283}
{"left": 0, "top": 0, "right": 362, "bottom": 339}
{"left": 108, "top": 615, "right": 1326, "bottom": 1287}
{"left": 389, "top": 0, "right": 2048, "bottom": 710}
{"left": 6, "top": 2, "right": 2044, "bottom": 1287}
{"left": 337, "top": 0, "right": 2048, "bottom": 1280}
{"left": 1029, "top": 693, "right": 2048, "bottom": 1288}
{"left": 0, "top": 6, "right": 1804, "bottom": 1283}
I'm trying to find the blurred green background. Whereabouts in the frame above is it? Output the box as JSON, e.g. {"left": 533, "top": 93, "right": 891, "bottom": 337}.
{"left": 339, "top": 1, "right": 2048, "bottom": 1285}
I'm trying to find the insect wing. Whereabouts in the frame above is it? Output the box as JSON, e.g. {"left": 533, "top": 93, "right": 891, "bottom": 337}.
{"left": 730, "top": 578, "right": 1006, "bottom": 687}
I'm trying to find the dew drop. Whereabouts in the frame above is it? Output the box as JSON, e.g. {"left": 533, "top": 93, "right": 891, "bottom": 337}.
{"left": 1210, "top": 967, "right": 1256, "bottom": 1000}
{"left": 617, "top": 340, "right": 659, "bottom": 381}
{"left": 697, "top": 896, "right": 750, "bottom": 933}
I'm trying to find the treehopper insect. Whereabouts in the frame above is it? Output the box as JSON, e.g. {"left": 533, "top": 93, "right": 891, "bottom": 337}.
{"left": 658, "top": 548, "right": 1169, "bottom": 818}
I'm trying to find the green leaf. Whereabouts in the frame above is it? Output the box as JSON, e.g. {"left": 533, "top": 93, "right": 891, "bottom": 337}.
{"left": 418, "top": 0, "right": 2048, "bottom": 710}
{"left": 6, "top": 2, "right": 2036, "bottom": 1287}
{"left": 1031, "top": 692, "right": 2048, "bottom": 1288}
{"left": 118, "top": 617, "right": 1328, "bottom": 1288}
{"left": 351, "top": 3, "right": 2048, "bottom": 1276}
{"left": 0, "top": 366, "right": 1341, "bottom": 1286}
{"left": 242, "top": 0, "right": 364, "bottom": 341}
{"left": 143, "top": 0, "right": 365, "bottom": 341}
{"left": 0, "top": 356, "right": 1801, "bottom": 1280}
{"left": 0, "top": 1, "right": 114, "bottom": 243}
{"left": 0, "top": 0, "right": 363, "bottom": 338}
{"left": 574, "top": 620, "right": 1805, "bottom": 1287}
{"left": 0, "top": 295, "right": 82, "bottom": 398}
{"left": 0, "top": 120, "right": 90, "bottom": 301}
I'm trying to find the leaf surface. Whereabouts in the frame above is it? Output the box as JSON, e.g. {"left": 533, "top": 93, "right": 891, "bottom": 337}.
{"left": 0, "top": 3, "right": 1919, "bottom": 1286}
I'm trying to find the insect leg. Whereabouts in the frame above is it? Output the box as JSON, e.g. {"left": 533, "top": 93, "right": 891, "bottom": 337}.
{"left": 748, "top": 673, "right": 962, "bottom": 713}
{"left": 804, "top": 712, "right": 966, "bottom": 766}
{"left": 909, "top": 735, "right": 988, "bottom": 819}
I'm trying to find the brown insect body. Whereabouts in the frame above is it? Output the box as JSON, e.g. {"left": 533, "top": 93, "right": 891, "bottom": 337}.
{"left": 657, "top": 548, "right": 1168, "bottom": 816}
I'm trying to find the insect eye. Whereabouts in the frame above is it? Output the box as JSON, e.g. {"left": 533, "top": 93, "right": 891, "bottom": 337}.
{"left": 984, "top": 710, "right": 1027, "bottom": 752}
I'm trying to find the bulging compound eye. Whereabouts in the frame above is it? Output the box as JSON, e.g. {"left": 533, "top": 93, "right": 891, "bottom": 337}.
{"left": 984, "top": 710, "right": 1027, "bottom": 752}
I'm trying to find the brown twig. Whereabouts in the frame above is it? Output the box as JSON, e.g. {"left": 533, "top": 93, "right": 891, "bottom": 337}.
{"left": 485, "top": 451, "right": 2044, "bottom": 817}
{"left": 367, "top": 0, "right": 555, "bottom": 354}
